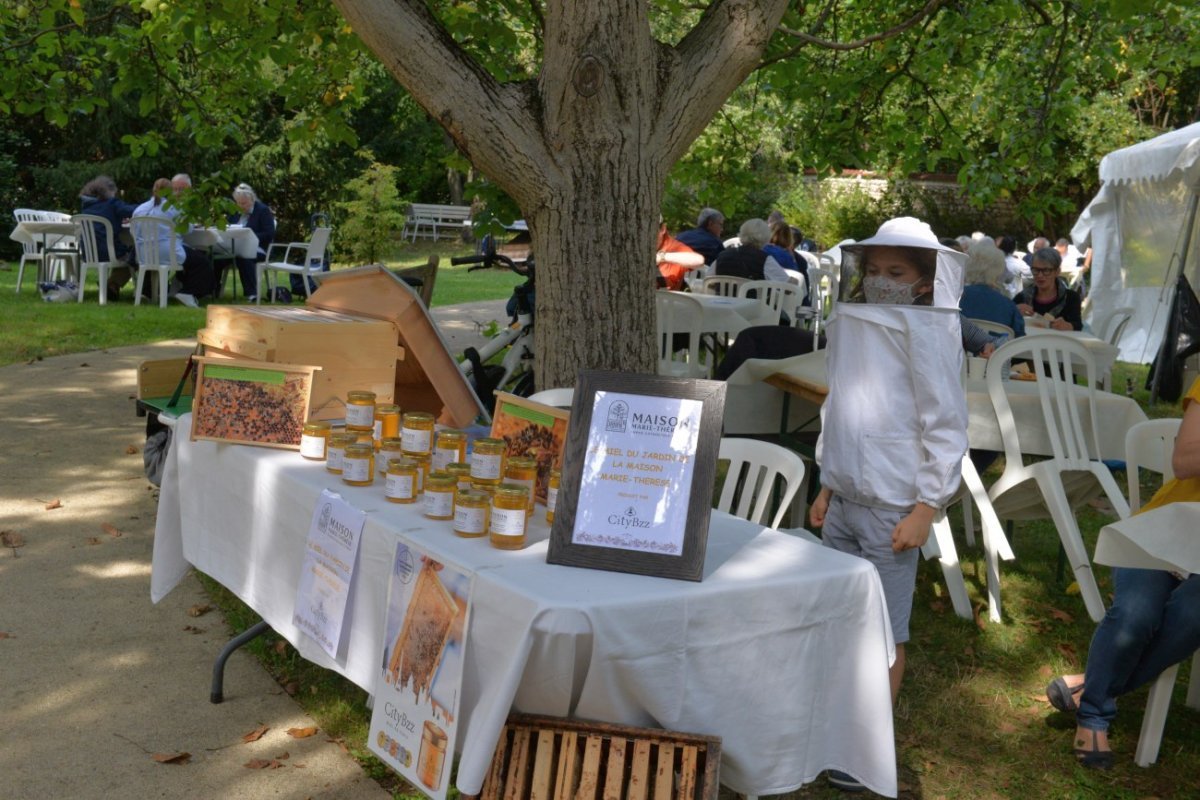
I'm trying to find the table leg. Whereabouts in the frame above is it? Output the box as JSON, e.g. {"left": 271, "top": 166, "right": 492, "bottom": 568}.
{"left": 210, "top": 619, "right": 271, "bottom": 704}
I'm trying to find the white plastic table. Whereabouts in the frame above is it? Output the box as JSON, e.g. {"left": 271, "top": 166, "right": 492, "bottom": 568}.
{"left": 182, "top": 225, "right": 259, "bottom": 260}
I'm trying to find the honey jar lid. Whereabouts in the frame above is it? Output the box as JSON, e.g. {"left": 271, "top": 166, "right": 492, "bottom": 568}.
{"left": 303, "top": 420, "right": 332, "bottom": 434}
{"left": 403, "top": 411, "right": 435, "bottom": 422}
{"left": 329, "top": 432, "right": 359, "bottom": 446}
{"left": 426, "top": 472, "right": 456, "bottom": 488}
{"left": 376, "top": 403, "right": 401, "bottom": 414}
{"left": 495, "top": 483, "right": 530, "bottom": 499}
{"left": 387, "top": 457, "right": 419, "bottom": 471}
{"left": 507, "top": 456, "right": 537, "bottom": 469}
{"left": 379, "top": 437, "right": 405, "bottom": 450}
{"left": 347, "top": 390, "right": 376, "bottom": 402}
{"left": 344, "top": 443, "right": 373, "bottom": 456}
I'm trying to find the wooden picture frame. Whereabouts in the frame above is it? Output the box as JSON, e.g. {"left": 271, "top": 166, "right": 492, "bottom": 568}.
{"left": 190, "top": 356, "right": 320, "bottom": 449}
{"left": 547, "top": 370, "right": 726, "bottom": 582}
{"left": 489, "top": 391, "right": 569, "bottom": 505}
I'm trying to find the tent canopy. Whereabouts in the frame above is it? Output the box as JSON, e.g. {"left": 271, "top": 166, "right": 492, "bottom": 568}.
{"left": 1072, "top": 122, "right": 1200, "bottom": 363}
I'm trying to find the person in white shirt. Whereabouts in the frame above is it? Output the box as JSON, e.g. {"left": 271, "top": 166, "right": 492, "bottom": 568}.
{"left": 130, "top": 178, "right": 211, "bottom": 306}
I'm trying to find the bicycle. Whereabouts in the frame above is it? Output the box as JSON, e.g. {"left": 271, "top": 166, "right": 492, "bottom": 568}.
{"left": 450, "top": 245, "right": 536, "bottom": 412}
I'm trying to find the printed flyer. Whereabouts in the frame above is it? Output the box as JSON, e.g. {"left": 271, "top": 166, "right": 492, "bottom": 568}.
{"left": 293, "top": 489, "right": 366, "bottom": 658}
{"left": 368, "top": 541, "right": 471, "bottom": 800}
{"left": 571, "top": 390, "right": 702, "bottom": 554}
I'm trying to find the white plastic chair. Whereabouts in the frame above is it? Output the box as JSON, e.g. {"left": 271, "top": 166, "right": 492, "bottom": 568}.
{"left": 71, "top": 213, "right": 120, "bottom": 305}
{"left": 13, "top": 208, "right": 47, "bottom": 293}
{"left": 129, "top": 216, "right": 185, "bottom": 308}
{"left": 716, "top": 437, "right": 806, "bottom": 529}
{"left": 701, "top": 275, "right": 747, "bottom": 297}
{"left": 967, "top": 317, "right": 1016, "bottom": 341}
{"left": 1096, "top": 307, "right": 1134, "bottom": 390}
{"left": 655, "top": 291, "right": 706, "bottom": 378}
{"left": 527, "top": 387, "right": 574, "bottom": 409}
{"left": 257, "top": 226, "right": 331, "bottom": 302}
{"left": 806, "top": 267, "right": 839, "bottom": 339}
{"left": 1122, "top": 418, "right": 1200, "bottom": 766}
{"left": 741, "top": 279, "right": 801, "bottom": 327}
{"left": 984, "top": 335, "right": 1131, "bottom": 622}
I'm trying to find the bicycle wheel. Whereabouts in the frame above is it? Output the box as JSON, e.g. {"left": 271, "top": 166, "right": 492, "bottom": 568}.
{"left": 509, "top": 371, "right": 535, "bottom": 398}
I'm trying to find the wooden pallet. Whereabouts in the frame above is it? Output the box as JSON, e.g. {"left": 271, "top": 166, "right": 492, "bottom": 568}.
{"left": 475, "top": 714, "right": 720, "bottom": 800}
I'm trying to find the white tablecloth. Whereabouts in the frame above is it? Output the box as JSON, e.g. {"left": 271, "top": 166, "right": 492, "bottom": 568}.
{"left": 674, "top": 291, "right": 764, "bottom": 338}
{"left": 152, "top": 415, "right": 898, "bottom": 797}
{"left": 724, "top": 351, "right": 1146, "bottom": 458}
{"left": 182, "top": 225, "right": 259, "bottom": 259}
{"left": 9, "top": 219, "right": 76, "bottom": 251}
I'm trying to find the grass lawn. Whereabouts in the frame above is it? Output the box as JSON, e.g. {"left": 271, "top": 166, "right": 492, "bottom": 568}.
{"left": 4, "top": 246, "right": 1197, "bottom": 798}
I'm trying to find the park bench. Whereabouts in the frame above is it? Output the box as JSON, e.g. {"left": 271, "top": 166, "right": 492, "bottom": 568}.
{"left": 403, "top": 202, "right": 471, "bottom": 242}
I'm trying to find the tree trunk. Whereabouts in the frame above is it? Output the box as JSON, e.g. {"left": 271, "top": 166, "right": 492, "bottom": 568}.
{"left": 331, "top": 0, "right": 789, "bottom": 389}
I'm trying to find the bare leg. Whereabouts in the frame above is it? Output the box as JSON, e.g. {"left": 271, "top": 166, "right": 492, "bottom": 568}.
{"left": 890, "top": 643, "right": 906, "bottom": 704}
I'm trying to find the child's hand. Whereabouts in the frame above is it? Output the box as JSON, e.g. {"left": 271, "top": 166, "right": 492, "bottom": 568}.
{"left": 891, "top": 503, "right": 936, "bottom": 552}
{"left": 809, "top": 488, "right": 831, "bottom": 528}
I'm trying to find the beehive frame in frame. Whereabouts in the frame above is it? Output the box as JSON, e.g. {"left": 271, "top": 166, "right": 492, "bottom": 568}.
{"left": 190, "top": 356, "right": 321, "bottom": 450}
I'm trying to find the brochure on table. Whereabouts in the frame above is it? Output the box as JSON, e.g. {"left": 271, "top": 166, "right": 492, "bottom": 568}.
{"left": 368, "top": 541, "right": 471, "bottom": 800}
{"left": 293, "top": 489, "right": 366, "bottom": 658}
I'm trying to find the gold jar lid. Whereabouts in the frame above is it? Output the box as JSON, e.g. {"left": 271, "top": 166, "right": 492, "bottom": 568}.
{"left": 436, "top": 428, "right": 465, "bottom": 441}
{"left": 403, "top": 411, "right": 435, "bottom": 423}
{"left": 495, "top": 483, "right": 530, "bottom": 500}
{"left": 456, "top": 489, "right": 489, "bottom": 505}
{"left": 473, "top": 437, "right": 505, "bottom": 451}
{"left": 388, "top": 457, "right": 419, "bottom": 472}
{"left": 376, "top": 403, "right": 401, "bottom": 415}
{"left": 302, "top": 420, "right": 332, "bottom": 435}
{"left": 507, "top": 456, "right": 537, "bottom": 469}
{"left": 446, "top": 462, "right": 471, "bottom": 475}
{"left": 379, "top": 437, "right": 405, "bottom": 450}
{"left": 426, "top": 472, "right": 456, "bottom": 488}
{"left": 347, "top": 390, "right": 376, "bottom": 403}
{"left": 344, "top": 443, "right": 374, "bottom": 457}
{"left": 328, "top": 432, "right": 358, "bottom": 447}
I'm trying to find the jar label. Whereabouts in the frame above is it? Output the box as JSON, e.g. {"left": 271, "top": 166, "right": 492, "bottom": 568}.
{"left": 345, "top": 403, "right": 374, "bottom": 428}
{"left": 373, "top": 420, "right": 383, "bottom": 442}
{"left": 454, "top": 505, "right": 486, "bottom": 534}
{"left": 343, "top": 457, "right": 371, "bottom": 483}
{"left": 490, "top": 506, "right": 526, "bottom": 536}
{"left": 431, "top": 444, "right": 457, "bottom": 472}
{"left": 471, "top": 452, "right": 502, "bottom": 480}
{"left": 299, "top": 434, "right": 326, "bottom": 459}
{"left": 402, "top": 427, "right": 432, "bottom": 454}
{"left": 547, "top": 486, "right": 559, "bottom": 512}
{"left": 386, "top": 473, "right": 414, "bottom": 500}
{"left": 424, "top": 489, "right": 454, "bottom": 517}
{"left": 326, "top": 446, "right": 345, "bottom": 471}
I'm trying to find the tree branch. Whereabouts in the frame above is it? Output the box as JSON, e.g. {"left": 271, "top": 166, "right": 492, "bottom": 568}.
{"left": 761, "top": 0, "right": 944, "bottom": 66}
{"left": 1021, "top": 0, "right": 1054, "bottom": 26}
{"left": 0, "top": 7, "right": 123, "bottom": 55}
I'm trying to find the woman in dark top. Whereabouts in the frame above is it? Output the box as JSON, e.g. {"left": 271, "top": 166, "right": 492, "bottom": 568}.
{"left": 227, "top": 182, "right": 276, "bottom": 300}
{"left": 79, "top": 175, "right": 139, "bottom": 296}
{"left": 1015, "top": 247, "right": 1082, "bottom": 331}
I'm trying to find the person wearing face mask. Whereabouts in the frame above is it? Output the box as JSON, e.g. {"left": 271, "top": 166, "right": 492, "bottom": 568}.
{"left": 808, "top": 217, "right": 968, "bottom": 792}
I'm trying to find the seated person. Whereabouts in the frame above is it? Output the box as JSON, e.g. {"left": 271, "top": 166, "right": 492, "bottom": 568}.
{"left": 79, "top": 175, "right": 138, "bottom": 298}
{"left": 712, "top": 218, "right": 790, "bottom": 283}
{"left": 131, "top": 178, "right": 213, "bottom": 307}
{"left": 763, "top": 219, "right": 799, "bottom": 272}
{"left": 675, "top": 207, "right": 725, "bottom": 265}
{"left": 1046, "top": 375, "right": 1200, "bottom": 769}
{"left": 655, "top": 219, "right": 705, "bottom": 290}
{"left": 714, "top": 325, "right": 823, "bottom": 381}
{"left": 1015, "top": 247, "right": 1083, "bottom": 331}
{"left": 227, "top": 183, "right": 276, "bottom": 300}
{"left": 960, "top": 240, "right": 1025, "bottom": 339}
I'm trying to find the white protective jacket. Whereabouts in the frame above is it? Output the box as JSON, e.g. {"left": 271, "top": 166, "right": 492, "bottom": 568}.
{"left": 816, "top": 230, "right": 969, "bottom": 512}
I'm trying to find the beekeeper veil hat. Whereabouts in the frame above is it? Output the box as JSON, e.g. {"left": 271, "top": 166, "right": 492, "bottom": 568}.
{"left": 841, "top": 217, "right": 965, "bottom": 308}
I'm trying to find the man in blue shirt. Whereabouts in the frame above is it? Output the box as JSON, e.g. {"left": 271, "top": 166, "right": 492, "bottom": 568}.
{"left": 675, "top": 207, "right": 725, "bottom": 266}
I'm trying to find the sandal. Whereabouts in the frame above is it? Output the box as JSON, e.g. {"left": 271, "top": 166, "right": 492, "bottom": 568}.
{"left": 1047, "top": 676, "right": 1084, "bottom": 713}
{"left": 1073, "top": 729, "right": 1114, "bottom": 770}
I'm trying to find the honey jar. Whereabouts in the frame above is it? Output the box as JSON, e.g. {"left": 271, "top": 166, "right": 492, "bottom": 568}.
{"left": 417, "top": 720, "right": 447, "bottom": 790}
{"left": 489, "top": 484, "right": 529, "bottom": 549}
{"left": 504, "top": 456, "right": 538, "bottom": 511}
{"left": 385, "top": 457, "right": 419, "bottom": 504}
{"left": 341, "top": 443, "right": 375, "bottom": 486}
{"left": 345, "top": 390, "right": 376, "bottom": 431}
{"left": 423, "top": 472, "right": 456, "bottom": 520}
{"left": 401, "top": 411, "right": 435, "bottom": 455}
{"left": 546, "top": 468, "right": 561, "bottom": 523}
{"left": 325, "top": 432, "right": 358, "bottom": 475}
{"left": 453, "top": 489, "right": 490, "bottom": 537}
{"left": 431, "top": 429, "right": 467, "bottom": 471}
{"left": 378, "top": 437, "right": 404, "bottom": 476}
{"left": 373, "top": 403, "right": 401, "bottom": 449}
{"left": 299, "top": 420, "right": 332, "bottom": 461}
{"left": 470, "top": 437, "right": 506, "bottom": 486}
{"left": 446, "top": 462, "right": 473, "bottom": 494}
{"left": 411, "top": 452, "right": 432, "bottom": 493}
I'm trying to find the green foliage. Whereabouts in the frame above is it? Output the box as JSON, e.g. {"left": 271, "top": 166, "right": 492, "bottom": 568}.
{"left": 335, "top": 155, "right": 408, "bottom": 265}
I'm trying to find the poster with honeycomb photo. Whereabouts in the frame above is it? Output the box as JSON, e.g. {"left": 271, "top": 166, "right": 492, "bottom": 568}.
{"left": 190, "top": 357, "right": 320, "bottom": 449}
{"left": 490, "top": 392, "right": 569, "bottom": 505}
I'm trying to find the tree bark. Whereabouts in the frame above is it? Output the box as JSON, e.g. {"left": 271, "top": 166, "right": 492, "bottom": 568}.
{"left": 331, "top": 0, "right": 789, "bottom": 389}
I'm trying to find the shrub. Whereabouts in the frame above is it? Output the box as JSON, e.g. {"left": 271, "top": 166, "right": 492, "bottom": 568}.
{"left": 335, "top": 155, "right": 408, "bottom": 265}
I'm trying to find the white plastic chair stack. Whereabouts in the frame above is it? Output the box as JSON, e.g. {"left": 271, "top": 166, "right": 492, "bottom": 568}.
{"left": 655, "top": 291, "right": 706, "bottom": 378}
{"left": 716, "top": 437, "right": 806, "bottom": 530}
{"left": 984, "top": 335, "right": 1131, "bottom": 622}
{"left": 129, "top": 216, "right": 184, "bottom": 308}
{"left": 1123, "top": 418, "right": 1200, "bottom": 766}
{"left": 258, "top": 227, "right": 332, "bottom": 302}
{"left": 701, "top": 275, "right": 747, "bottom": 297}
{"left": 71, "top": 213, "right": 120, "bottom": 305}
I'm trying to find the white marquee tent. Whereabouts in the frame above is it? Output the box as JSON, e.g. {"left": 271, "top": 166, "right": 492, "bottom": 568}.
{"left": 1072, "top": 122, "right": 1200, "bottom": 363}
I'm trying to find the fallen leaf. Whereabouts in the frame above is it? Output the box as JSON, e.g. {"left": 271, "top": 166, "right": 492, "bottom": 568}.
{"left": 1056, "top": 642, "right": 1078, "bottom": 660}
{"left": 44, "top": 499, "right": 62, "bottom": 510}
{"left": 275, "top": 751, "right": 290, "bottom": 760}
{"left": 287, "top": 727, "right": 318, "bottom": 739}
{"left": 79, "top": 362, "right": 90, "bottom": 367}
{"left": 274, "top": 640, "right": 288, "bottom": 655}
{"left": 1032, "top": 694, "right": 1051, "bottom": 704}
{"left": 284, "top": 682, "right": 299, "bottom": 696}
{"left": 244, "top": 758, "right": 284, "bottom": 769}
{"left": 85, "top": 537, "right": 102, "bottom": 546}
{"left": 0, "top": 631, "right": 13, "bottom": 639}
{"left": 1038, "top": 664, "right": 1054, "bottom": 678}
{"left": 242, "top": 725, "right": 269, "bottom": 743}
{"left": 182, "top": 625, "right": 205, "bottom": 634}
{"left": 125, "top": 444, "right": 139, "bottom": 455}
{"left": 292, "top": 763, "right": 306, "bottom": 768}
{"left": 152, "top": 752, "right": 191, "bottom": 765}
{"left": 1048, "top": 607, "right": 1074, "bottom": 623}
{"left": 101, "top": 523, "right": 123, "bottom": 538}
{"left": 187, "top": 604, "right": 212, "bottom": 618}
{"left": 929, "top": 599, "right": 946, "bottom": 614}
{"left": 997, "top": 721, "right": 1018, "bottom": 734}
{"left": 2, "top": 531, "right": 26, "bottom": 548}
{"left": 1064, "top": 581, "right": 1082, "bottom": 596}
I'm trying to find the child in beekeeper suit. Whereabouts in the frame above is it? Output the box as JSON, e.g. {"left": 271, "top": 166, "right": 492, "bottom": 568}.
{"left": 809, "top": 217, "right": 969, "bottom": 711}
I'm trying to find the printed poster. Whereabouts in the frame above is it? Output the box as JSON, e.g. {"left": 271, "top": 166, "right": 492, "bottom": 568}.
{"left": 368, "top": 541, "right": 471, "bottom": 800}
{"left": 293, "top": 489, "right": 366, "bottom": 658}
{"left": 571, "top": 391, "right": 702, "bottom": 554}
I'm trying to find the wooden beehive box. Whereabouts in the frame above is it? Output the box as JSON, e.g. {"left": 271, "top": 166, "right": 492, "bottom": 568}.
{"left": 199, "top": 265, "right": 485, "bottom": 426}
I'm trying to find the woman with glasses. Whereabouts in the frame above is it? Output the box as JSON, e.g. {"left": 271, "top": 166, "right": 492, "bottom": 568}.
{"left": 1014, "top": 247, "right": 1082, "bottom": 331}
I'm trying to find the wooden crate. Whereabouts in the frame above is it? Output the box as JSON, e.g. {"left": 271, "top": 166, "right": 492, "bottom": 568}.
{"left": 475, "top": 714, "right": 720, "bottom": 800}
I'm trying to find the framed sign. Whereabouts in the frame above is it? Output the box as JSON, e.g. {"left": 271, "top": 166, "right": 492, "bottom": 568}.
{"left": 190, "top": 356, "right": 319, "bottom": 449}
{"left": 547, "top": 370, "right": 726, "bottom": 582}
